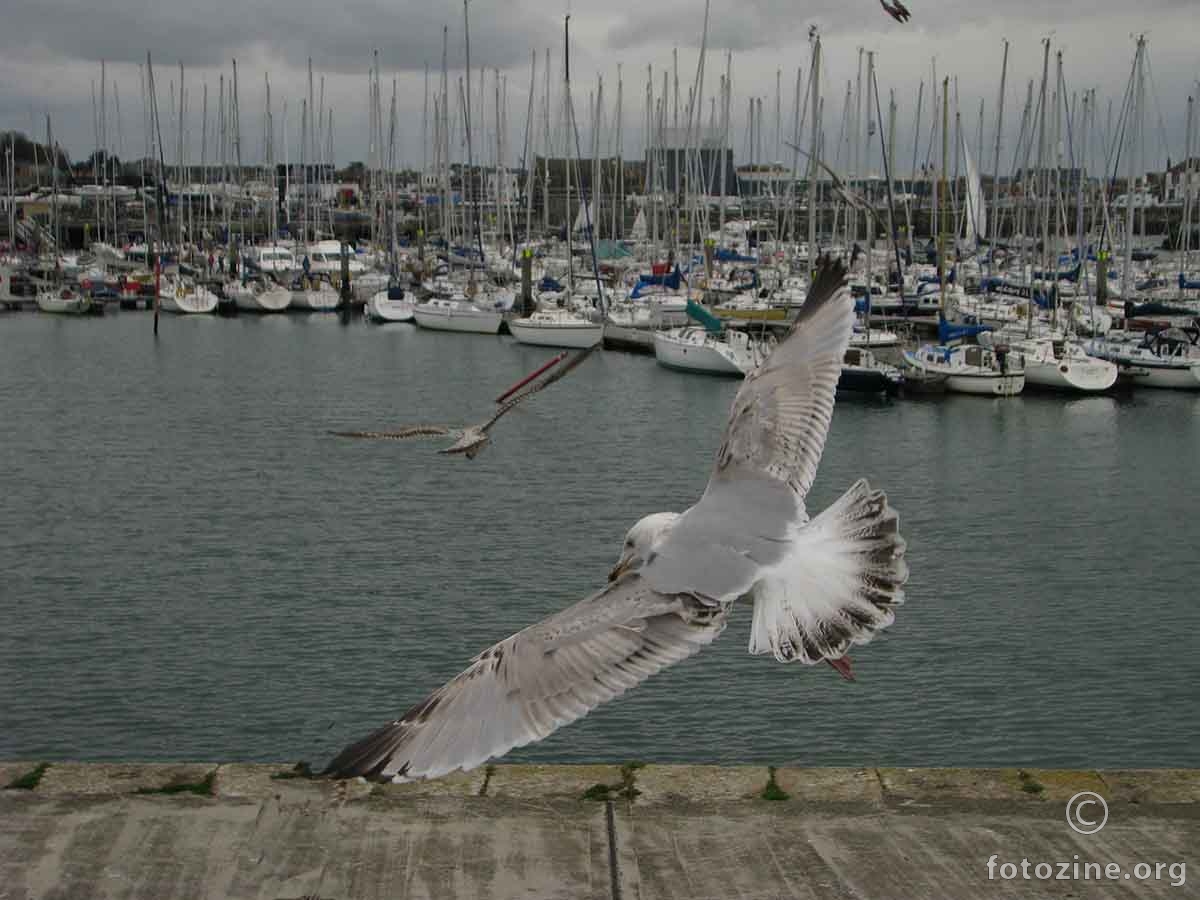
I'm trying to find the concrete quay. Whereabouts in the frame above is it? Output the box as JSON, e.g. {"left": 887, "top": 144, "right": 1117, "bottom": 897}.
{"left": 1, "top": 762, "right": 1196, "bottom": 899}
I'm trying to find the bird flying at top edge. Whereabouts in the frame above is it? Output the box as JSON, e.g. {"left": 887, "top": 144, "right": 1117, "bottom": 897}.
{"left": 880, "top": 0, "right": 912, "bottom": 23}
{"left": 323, "top": 255, "right": 910, "bottom": 784}
{"left": 328, "top": 344, "right": 599, "bottom": 459}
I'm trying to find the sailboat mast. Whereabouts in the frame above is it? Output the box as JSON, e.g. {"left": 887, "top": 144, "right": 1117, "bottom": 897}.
{"left": 719, "top": 54, "right": 731, "bottom": 240}
{"left": 1120, "top": 37, "right": 1143, "bottom": 302}
{"left": 864, "top": 51, "right": 875, "bottom": 308}
{"left": 521, "top": 51, "right": 537, "bottom": 249}
{"left": 990, "top": 40, "right": 1008, "bottom": 254}
{"left": 1183, "top": 95, "right": 1195, "bottom": 277}
{"left": 938, "top": 76, "right": 949, "bottom": 319}
{"left": 1031, "top": 39, "right": 1051, "bottom": 336}
{"left": 614, "top": 65, "right": 624, "bottom": 239}
{"left": 178, "top": 63, "right": 185, "bottom": 252}
{"left": 807, "top": 31, "right": 821, "bottom": 263}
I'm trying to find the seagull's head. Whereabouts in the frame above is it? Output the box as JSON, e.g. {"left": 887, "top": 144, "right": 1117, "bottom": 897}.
{"left": 609, "top": 512, "right": 680, "bottom": 582}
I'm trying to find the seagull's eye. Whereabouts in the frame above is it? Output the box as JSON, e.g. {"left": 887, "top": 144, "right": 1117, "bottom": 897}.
{"left": 625, "top": 539, "right": 634, "bottom": 548}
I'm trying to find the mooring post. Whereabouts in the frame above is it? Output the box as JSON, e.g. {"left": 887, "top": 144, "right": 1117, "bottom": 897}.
{"left": 521, "top": 247, "right": 533, "bottom": 315}
{"left": 340, "top": 241, "right": 351, "bottom": 307}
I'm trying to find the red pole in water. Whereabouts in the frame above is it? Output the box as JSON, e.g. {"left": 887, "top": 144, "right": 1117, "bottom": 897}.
{"left": 495, "top": 351, "right": 568, "bottom": 403}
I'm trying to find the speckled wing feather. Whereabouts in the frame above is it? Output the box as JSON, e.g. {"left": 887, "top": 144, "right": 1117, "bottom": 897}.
{"left": 328, "top": 426, "right": 456, "bottom": 440}
{"left": 324, "top": 575, "right": 727, "bottom": 782}
{"left": 706, "top": 255, "right": 852, "bottom": 501}
{"left": 482, "top": 344, "right": 600, "bottom": 432}
{"left": 640, "top": 256, "right": 855, "bottom": 601}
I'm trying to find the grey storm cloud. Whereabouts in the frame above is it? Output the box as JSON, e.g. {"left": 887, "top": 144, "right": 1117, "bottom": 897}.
{"left": 1, "top": 0, "right": 558, "bottom": 72}
{"left": 2, "top": 0, "right": 1198, "bottom": 167}
{"left": 601, "top": 0, "right": 1147, "bottom": 52}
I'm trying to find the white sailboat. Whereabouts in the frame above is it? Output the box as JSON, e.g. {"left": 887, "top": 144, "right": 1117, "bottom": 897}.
{"left": 367, "top": 287, "right": 415, "bottom": 322}
{"left": 981, "top": 333, "right": 1117, "bottom": 393}
{"left": 227, "top": 278, "right": 291, "bottom": 313}
{"left": 849, "top": 316, "right": 900, "bottom": 349}
{"left": 901, "top": 343, "right": 1026, "bottom": 396}
{"left": 654, "top": 326, "right": 772, "bottom": 376}
{"left": 413, "top": 296, "right": 503, "bottom": 334}
{"left": 1086, "top": 327, "right": 1200, "bottom": 390}
{"left": 159, "top": 276, "right": 219, "bottom": 314}
{"left": 36, "top": 285, "right": 95, "bottom": 315}
{"left": 509, "top": 306, "right": 603, "bottom": 348}
{"left": 290, "top": 275, "right": 340, "bottom": 311}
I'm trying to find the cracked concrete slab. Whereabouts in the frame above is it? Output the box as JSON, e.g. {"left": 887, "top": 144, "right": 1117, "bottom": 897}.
{"left": 2, "top": 763, "right": 1197, "bottom": 899}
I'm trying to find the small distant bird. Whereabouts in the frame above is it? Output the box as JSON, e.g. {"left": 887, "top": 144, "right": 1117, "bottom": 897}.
{"left": 329, "top": 345, "right": 598, "bottom": 459}
{"left": 324, "top": 256, "right": 908, "bottom": 783}
{"left": 784, "top": 141, "right": 880, "bottom": 230}
{"left": 880, "top": 0, "right": 911, "bottom": 22}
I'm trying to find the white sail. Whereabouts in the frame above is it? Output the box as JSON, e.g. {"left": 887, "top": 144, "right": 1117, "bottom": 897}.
{"left": 572, "top": 199, "right": 596, "bottom": 234}
{"left": 630, "top": 208, "right": 648, "bottom": 241}
{"left": 960, "top": 131, "right": 987, "bottom": 248}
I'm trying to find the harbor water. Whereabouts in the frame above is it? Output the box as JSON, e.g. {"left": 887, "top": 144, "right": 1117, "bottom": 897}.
{"left": 2, "top": 311, "right": 1198, "bottom": 770}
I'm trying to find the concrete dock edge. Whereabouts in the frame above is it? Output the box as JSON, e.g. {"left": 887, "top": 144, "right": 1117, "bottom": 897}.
{"left": 2, "top": 762, "right": 1197, "bottom": 898}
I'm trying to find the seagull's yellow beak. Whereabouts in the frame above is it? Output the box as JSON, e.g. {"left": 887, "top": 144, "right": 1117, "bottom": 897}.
{"left": 608, "top": 553, "right": 637, "bottom": 583}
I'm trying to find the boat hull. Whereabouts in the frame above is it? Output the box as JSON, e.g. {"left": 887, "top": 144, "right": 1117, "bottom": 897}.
{"left": 290, "top": 288, "right": 340, "bottom": 311}
{"left": 367, "top": 292, "right": 415, "bottom": 322}
{"left": 36, "top": 293, "right": 95, "bottom": 315}
{"left": 838, "top": 367, "right": 902, "bottom": 396}
{"left": 945, "top": 373, "right": 1026, "bottom": 395}
{"left": 1120, "top": 361, "right": 1200, "bottom": 390}
{"left": 232, "top": 286, "right": 291, "bottom": 312}
{"left": 159, "top": 288, "right": 218, "bottom": 314}
{"left": 653, "top": 332, "right": 746, "bottom": 376}
{"left": 509, "top": 319, "right": 603, "bottom": 348}
{"left": 1024, "top": 358, "right": 1118, "bottom": 393}
{"left": 413, "top": 305, "right": 503, "bottom": 334}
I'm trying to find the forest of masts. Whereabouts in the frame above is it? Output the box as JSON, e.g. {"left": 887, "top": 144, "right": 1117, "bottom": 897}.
{"left": 9, "top": 20, "right": 1197, "bottom": 268}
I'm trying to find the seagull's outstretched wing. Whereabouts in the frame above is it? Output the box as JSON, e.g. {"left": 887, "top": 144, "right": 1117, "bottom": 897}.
{"left": 640, "top": 256, "right": 854, "bottom": 600}
{"left": 783, "top": 141, "right": 879, "bottom": 226}
{"left": 879, "top": 0, "right": 912, "bottom": 22}
{"left": 324, "top": 576, "right": 726, "bottom": 781}
{"left": 481, "top": 343, "right": 600, "bottom": 433}
{"left": 328, "top": 346, "right": 597, "bottom": 456}
{"left": 708, "top": 256, "right": 852, "bottom": 501}
{"left": 329, "top": 426, "right": 457, "bottom": 441}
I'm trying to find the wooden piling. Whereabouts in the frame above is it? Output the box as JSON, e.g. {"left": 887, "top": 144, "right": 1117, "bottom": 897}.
{"left": 521, "top": 247, "right": 533, "bottom": 315}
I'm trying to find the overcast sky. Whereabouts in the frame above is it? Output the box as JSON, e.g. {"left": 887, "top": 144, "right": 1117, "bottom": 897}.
{"left": 2, "top": 0, "right": 1198, "bottom": 177}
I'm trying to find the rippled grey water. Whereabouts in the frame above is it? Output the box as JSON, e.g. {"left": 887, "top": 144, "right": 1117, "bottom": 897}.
{"left": 2, "top": 310, "right": 1198, "bottom": 770}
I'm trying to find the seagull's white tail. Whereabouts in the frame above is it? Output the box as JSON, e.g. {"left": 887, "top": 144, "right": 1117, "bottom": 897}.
{"left": 749, "top": 479, "right": 907, "bottom": 664}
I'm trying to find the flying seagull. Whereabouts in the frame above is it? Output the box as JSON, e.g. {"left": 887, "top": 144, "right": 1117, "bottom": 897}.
{"left": 880, "top": 0, "right": 911, "bottom": 22}
{"left": 329, "top": 345, "right": 599, "bottom": 459}
{"left": 324, "top": 256, "right": 909, "bottom": 782}
{"left": 784, "top": 140, "right": 885, "bottom": 234}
